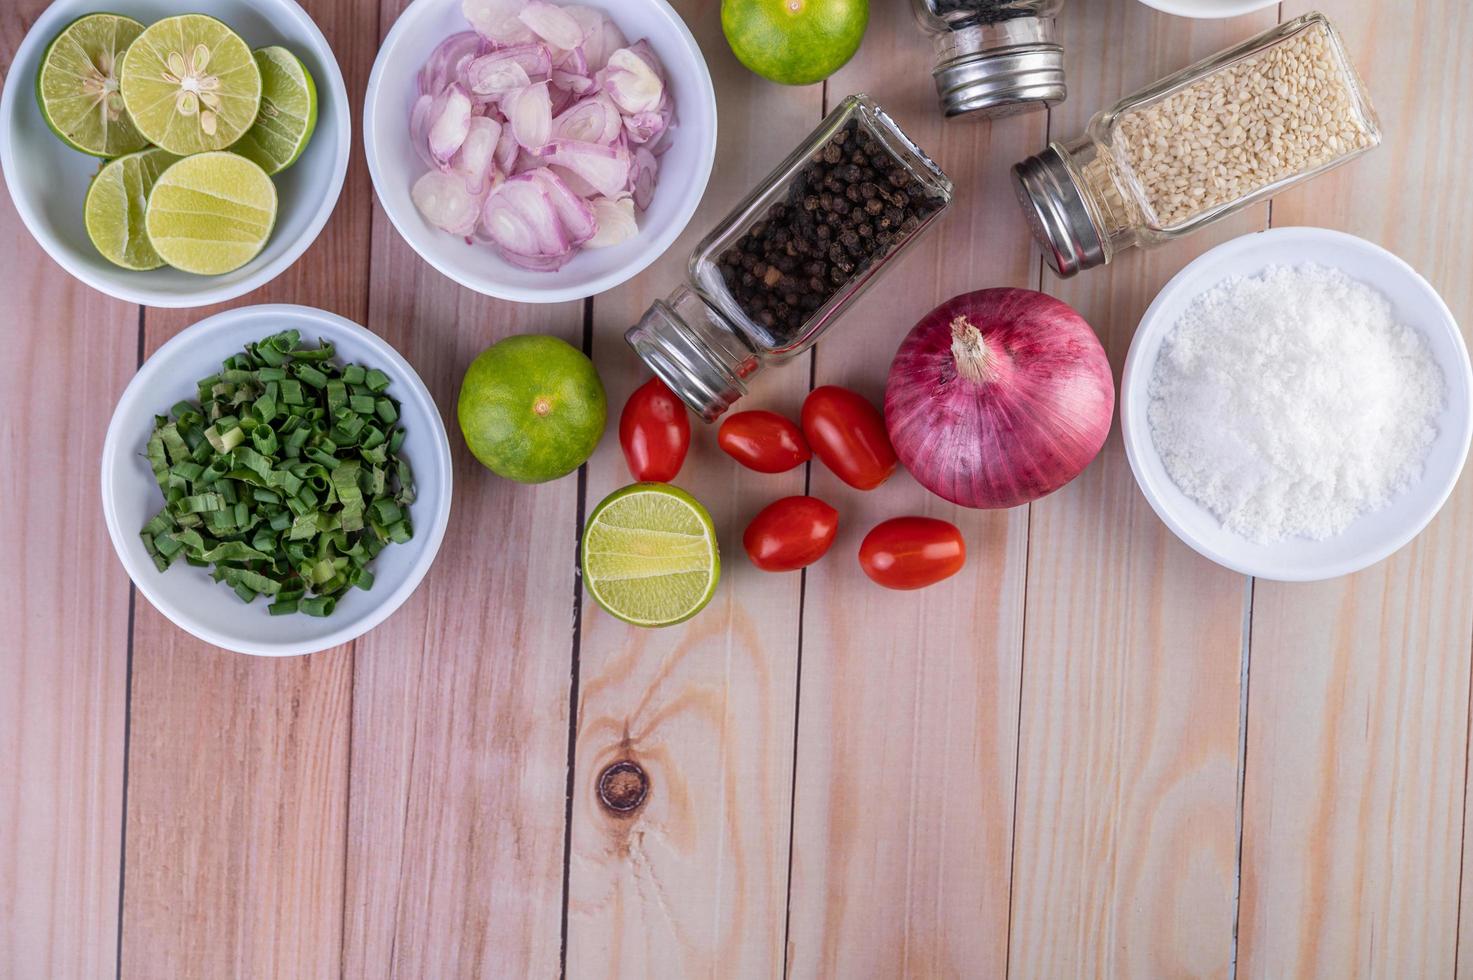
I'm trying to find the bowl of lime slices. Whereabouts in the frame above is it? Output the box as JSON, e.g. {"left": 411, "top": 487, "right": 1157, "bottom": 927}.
{"left": 0, "top": 0, "right": 350, "bottom": 307}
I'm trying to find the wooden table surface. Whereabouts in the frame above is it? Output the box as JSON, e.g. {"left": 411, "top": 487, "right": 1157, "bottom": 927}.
{"left": 5, "top": 0, "right": 1472, "bottom": 977}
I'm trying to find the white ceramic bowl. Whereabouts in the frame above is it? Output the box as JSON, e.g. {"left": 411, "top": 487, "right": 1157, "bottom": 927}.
{"left": 1134, "top": 0, "right": 1279, "bottom": 17}
{"left": 1122, "top": 227, "right": 1473, "bottom": 582}
{"left": 0, "top": 0, "right": 351, "bottom": 308}
{"left": 363, "top": 0, "right": 717, "bottom": 303}
{"left": 101, "top": 305, "right": 453, "bottom": 655}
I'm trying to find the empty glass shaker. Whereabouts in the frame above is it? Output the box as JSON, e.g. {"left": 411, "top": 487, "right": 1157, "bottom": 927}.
{"left": 911, "top": 0, "right": 1067, "bottom": 119}
{"left": 627, "top": 95, "right": 953, "bottom": 422}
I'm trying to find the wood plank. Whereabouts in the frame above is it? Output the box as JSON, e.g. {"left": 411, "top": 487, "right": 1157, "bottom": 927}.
{"left": 1007, "top": 6, "right": 1276, "bottom": 978}
{"left": 563, "top": 3, "right": 818, "bottom": 976}
{"left": 337, "top": 0, "right": 581, "bottom": 974}
{"left": 0, "top": 4, "right": 135, "bottom": 969}
{"left": 340, "top": 180, "right": 580, "bottom": 980}
{"left": 782, "top": 4, "right": 1038, "bottom": 975}
{"left": 118, "top": 0, "right": 377, "bottom": 974}
{"left": 1238, "top": 2, "right": 1473, "bottom": 976}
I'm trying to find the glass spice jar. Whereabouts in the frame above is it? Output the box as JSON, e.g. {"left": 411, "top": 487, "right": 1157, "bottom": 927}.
{"left": 626, "top": 95, "right": 953, "bottom": 422}
{"left": 911, "top": 0, "right": 1067, "bottom": 119}
{"left": 1012, "top": 12, "right": 1381, "bottom": 277}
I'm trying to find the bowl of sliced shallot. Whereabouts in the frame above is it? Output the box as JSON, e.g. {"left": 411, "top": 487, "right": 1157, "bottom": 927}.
{"left": 364, "top": 0, "right": 716, "bottom": 303}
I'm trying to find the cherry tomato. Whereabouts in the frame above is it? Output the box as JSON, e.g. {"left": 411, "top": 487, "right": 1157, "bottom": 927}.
{"left": 743, "top": 496, "right": 840, "bottom": 572}
{"left": 859, "top": 517, "right": 966, "bottom": 590}
{"left": 620, "top": 377, "right": 690, "bottom": 482}
{"left": 718, "top": 410, "right": 810, "bottom": 473}
{"left": 801, "top": 386, "right": 897, "bottom": 491}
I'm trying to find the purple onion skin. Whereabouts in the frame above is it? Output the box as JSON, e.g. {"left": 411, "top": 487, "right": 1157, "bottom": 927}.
{"left": 884, "top": 288, "right": 1115, "bottom": 509}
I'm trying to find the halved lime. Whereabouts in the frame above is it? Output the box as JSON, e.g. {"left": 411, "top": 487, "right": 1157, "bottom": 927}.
{"left": 120, "top": 15, "right": 261, "bottom": 156}
{"left": 230, "top": 47, "right": 318, "bottom": 175}
{"left": 36, "top": 13, "right": 150, "bottom": 157}
{"left": 85, "top": 148, "right": 181, "bottom": 270}
{"left": 145, "top": 152, "right": 277, "bottom": 276}
{"left": 582, "top": 483, "right": 720, "bottom": 628}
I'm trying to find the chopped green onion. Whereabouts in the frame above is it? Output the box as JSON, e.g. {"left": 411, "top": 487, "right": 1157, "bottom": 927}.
{"left": 138, "top": 330, "right": 415, "bottom": 619}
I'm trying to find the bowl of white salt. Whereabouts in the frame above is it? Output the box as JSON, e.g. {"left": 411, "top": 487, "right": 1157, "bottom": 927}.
{"left": 1121, "top": 227, "right": 1471, "bottom": 581}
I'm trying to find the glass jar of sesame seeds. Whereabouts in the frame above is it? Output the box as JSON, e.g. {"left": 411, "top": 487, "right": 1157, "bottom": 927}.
{"left": 1011, "top": 12, "right": 1381, "bottom": 277}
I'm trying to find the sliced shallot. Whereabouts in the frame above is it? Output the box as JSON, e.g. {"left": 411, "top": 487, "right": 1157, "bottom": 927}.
{"left": 413, "top": 171, "right": 484, "bottom": 236}
{"left": 412, "top": 0, "right": 675, "bottom": 272}
{"left": 551, "top": 69, "right": 596, "bottom": 96}
{"left": 462, "top": 0, "right": 534, "bottom": 45}
{"left": 625, "top": 40, "right": 667, "bottom": 82}
{"left": 586, "top": 195, "right": 637, "bottom": 248}
{"left": 506, "top": 82, "right": 553, "bottom": 150}
{"left": 603, "top": 47, "right": 664, "bottom": 115}
{"left": 427, "top": 84, "right": 474, "bottom": 167}
{"left": 452, "top": 115, "right": 503, "bottom": 195}
{"left": 623, "top": 110, "right": 665, "bottom": 145}
{"left": 563, "top": 6, "right": 627, "bottom": 71}
{"left": 549, "top": 164, "right": 600, "bottom": 199}
{"left": 484, "top": 174, "right": 569, "bottom": 256}
{"left": 528, "top": 169, "right": 597, "bottom": 245}
{"left": 518, "top": 1, "right": 584, "bottom": 52}
{"left": 419, "top": 31, "right": 484, "bottom": 98}
{"left": 553, "top": 93, "right": 622, "bottom": 144}
{"left": 409, "top": 93, "right": 436, "bottom": 168}
{"left": 543, "top": 138, "right": 630, "bottom": 197}
{"left": 629, "top": 146, "right": 658, "bottom": 210}
{"left": 494, "top": 122, "right": 521, "bottom": 174}
{"left": 466, "top": 47, "right": 546, "bottom": 95}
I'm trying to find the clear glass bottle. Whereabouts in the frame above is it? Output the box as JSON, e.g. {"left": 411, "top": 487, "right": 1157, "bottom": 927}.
{"left": 627, "top": 95, "right": 953, "bottom": 422}
{"left": 1012, "top": 12, "right": 1381, "bottom": 277}
{"left": 911, "top": 0, "right": 1067, "bottom": 119}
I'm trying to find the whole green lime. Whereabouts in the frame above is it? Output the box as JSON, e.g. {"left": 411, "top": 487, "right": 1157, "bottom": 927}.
{"left": 458, "top": 335, "right": 607, "bottom": 483}
{"left": 721, "top": 0, "right": 869, "bottom": 86}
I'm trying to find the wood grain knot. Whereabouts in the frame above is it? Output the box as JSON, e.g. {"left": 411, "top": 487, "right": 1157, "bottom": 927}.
{"left": 597, "top": 761, "right": 649, "bottom": 814}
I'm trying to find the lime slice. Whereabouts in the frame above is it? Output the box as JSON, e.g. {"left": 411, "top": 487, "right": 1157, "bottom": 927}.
{"left": 120, "top": 15, "right": 261, "bottom": 156}
{"left": 145, "top": 152, "right": 277, "bottom": 276}
{"left": 582, "top": 484, "right": 720, "bottom": 628}
{"left": 85, "top": 147, "right": 181, "bottom": 270}
{"left": 230, "top": 47, "right": 318, "bottom": 175}
{"left": 35, "top": 14, "right": 150, "bottom": 157}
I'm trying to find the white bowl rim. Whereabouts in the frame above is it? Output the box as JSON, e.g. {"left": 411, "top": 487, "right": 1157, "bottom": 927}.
{"left": 1134, "top": 0, "right": 1280, "bottom": 18}
{"left": 1121, "top": 226, "right": 1473, "bottom": 582}
{"left": 100, "top": 303, "right": 454, "bottom": 655}
{"left": 362, "top": 0, "right": 718, "bottom": 304}
{"left": 0, "top": 0, "right": 352, "bottom": 309}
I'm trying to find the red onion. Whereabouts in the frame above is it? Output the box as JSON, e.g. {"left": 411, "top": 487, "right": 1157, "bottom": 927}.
{"left": 884, "top": 288, "right": 1114, "bottom": 509}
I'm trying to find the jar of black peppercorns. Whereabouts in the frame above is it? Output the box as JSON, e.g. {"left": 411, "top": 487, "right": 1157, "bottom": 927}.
{"left": 626, "top": 95, "right": 953, "bottom": 422}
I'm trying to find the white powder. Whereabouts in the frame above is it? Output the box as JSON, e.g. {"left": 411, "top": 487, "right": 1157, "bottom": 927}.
{"left": 1147, "top": 264, "right": 1445, "bottom": 543}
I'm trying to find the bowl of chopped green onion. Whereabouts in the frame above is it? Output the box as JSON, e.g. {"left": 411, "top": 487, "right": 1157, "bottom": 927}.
{"left": 101, "top": 304, "right": 452, "bottom": 655}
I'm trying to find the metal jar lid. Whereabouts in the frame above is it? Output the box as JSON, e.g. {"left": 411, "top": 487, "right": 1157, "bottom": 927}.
{"left": 931, "top": 17, "right": 1067, "bottom": 119}
{"left": 1011, "top": 144, "right": 1106, "bottom": 278}
{"left": 626, "top": 289, "right": 752, "bottom": 422}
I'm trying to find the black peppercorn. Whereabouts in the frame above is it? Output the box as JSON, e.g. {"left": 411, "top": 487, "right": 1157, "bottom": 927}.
{"left": 713, "top": 121, "right": 942, "bottom": 346}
